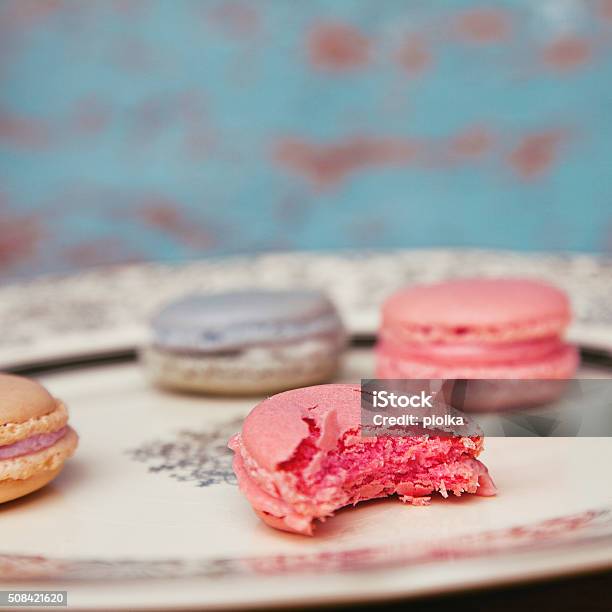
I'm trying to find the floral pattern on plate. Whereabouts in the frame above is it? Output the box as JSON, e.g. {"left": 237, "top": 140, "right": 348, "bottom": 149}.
{"left": 1, "top": 249, "right": 612, "bottom": 368}
{"left": 0, "top": 508, "right": 609, "bottom": 581}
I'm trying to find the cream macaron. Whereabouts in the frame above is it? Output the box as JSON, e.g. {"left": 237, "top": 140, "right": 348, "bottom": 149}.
{"left": 0, "top": 374, "right": 78, "bottom": 504}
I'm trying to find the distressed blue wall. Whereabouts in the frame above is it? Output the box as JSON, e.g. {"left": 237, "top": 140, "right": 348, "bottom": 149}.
{"left": 1, "top": 0, "right": 611, "bottom": 277}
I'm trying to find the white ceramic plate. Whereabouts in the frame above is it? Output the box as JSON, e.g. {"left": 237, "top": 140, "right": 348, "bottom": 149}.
{"left": 0, "top": 350, "right": 611, "bottom": 610}
{"left": 1, "top": 250, "right": 612, "bottom": 610}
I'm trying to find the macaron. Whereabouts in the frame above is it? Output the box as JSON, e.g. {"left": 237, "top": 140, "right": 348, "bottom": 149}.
{"left": 376, "top": 278, "right": 579, "bottom": 410}
{"left": 142, "top": 290, "right": 347, "bottom": 395}
{"left": 0, "top": 374, "right": 78, "bottom": 504}
{"left": 229, "top": 384, "right": 495, "bottom": 535}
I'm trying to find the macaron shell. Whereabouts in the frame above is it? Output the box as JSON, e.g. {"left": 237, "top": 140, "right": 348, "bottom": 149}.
{"left": 151, "top": 290, "right": 345, "bottom": 353}
{"left": 253, "top": 508, "right": 313, "bottom": 536}
{"left": 0, "top": 400, "right": 68, "bottom": 446}
{"left": 0, "top": 465, "right": 63, "bottom": 505}
{"left": 0, "top": 374, "right": 57, "bottom": 425}
{"left": 382, "top": 278, "right": 571, "bottom": 342}
{"left": 155, "top": 290, "right": 335, "bottom": 328}
{"left": 231, "top": 445, "right": 313, "bottom": 535}
{"left": 142, "top": 339, "right": 343, "bottom": 396}
{"left": 241, "top": 384, "right": 361, "bottom": 473}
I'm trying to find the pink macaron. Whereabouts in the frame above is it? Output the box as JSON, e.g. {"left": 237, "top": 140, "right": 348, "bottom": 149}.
{"left": 376, "top": 278, "right": 579, "bottom": 410}
{"left": 229, "top": 384, "right": 495, "bottom": 535}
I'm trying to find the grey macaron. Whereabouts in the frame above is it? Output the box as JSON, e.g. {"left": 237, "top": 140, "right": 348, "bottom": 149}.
{"left": 141, "top": 289, "right": 347, "bottom": 395}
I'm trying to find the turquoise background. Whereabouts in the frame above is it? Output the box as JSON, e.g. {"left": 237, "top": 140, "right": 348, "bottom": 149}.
{"left": 1, "top": 0, "right": 611, "bottom": 278}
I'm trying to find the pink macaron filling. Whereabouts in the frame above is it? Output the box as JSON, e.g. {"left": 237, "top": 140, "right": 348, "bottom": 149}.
{"left": 376, "top": 342, "right": 578, "bottom": 380}
{"left": 377, "top": 335, "right": 570, "bottom": 366}
{"left": 0, "top": 427, "right": 67, "bottom": 461}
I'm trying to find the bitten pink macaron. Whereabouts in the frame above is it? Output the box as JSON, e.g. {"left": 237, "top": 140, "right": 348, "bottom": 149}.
{"left": 0, "top": 374, "right": 78, "bottom": 504}
{"left": 229, "top": 384, "right": 495, "bottom": 535}
{"left": 376, "top": 278, "right": 579, "bottom": 409}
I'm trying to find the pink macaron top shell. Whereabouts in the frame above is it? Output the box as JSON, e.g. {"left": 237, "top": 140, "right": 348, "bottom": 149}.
{"left": 376, "top": 342, "right": 579, "bottom": 380}
{"left": 240, "top": 384, "right": 361, "bottom": 473}
{"left": 381, "top": 278, "right": 571, "bottom": 343}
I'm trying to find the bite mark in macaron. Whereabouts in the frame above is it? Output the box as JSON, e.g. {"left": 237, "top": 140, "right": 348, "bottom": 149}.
{"left": 229, "top": 384, "right": 495, "bottom": 535}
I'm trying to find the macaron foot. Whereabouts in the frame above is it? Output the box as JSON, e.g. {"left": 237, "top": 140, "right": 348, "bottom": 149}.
{"left": 0, "top": 466, "right": 63, "bottom": 504}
